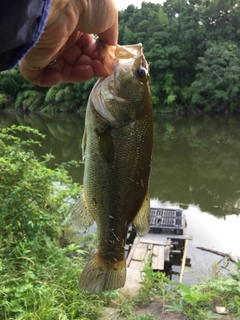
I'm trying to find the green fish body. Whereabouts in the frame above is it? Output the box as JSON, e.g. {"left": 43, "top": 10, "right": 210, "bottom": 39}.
{"left": 71, "top": 42, "right": 153, "bottom": 293}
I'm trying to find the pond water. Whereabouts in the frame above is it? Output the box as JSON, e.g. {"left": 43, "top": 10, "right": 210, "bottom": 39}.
{"left": 1, "top": 111, "right": 240, "bottom": 283}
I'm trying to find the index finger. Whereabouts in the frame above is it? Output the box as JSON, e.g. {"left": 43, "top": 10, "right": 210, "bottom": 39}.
{"left": 98, "top": 19, "right": 118, "bottom": 46}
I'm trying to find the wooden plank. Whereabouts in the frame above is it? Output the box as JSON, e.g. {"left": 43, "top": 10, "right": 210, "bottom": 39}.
{"left": 168, "top": 234, "right": 192, "bottom": 240}
{"left": 156, "top": 246, "right": 165, "bottom": 270}
{"left": 141, "top": 232, "right": 192, "bottom": 242}
{"left": 152, "top": 246, "right": 159, "bottom": 269}
{"left": 132, "top": 245, "right": 148, "bottom": 261}
{"left": 158, "top": 246, "right": 165, "bottom": 270}
{"left": 164, "top": 238, "right": 171, "bottom": 261}
{"left": 164, "top": 245, "right": 171, "bottom": 261}
{"left": 141, "top": 233, "right": 168, "bottom": 240}
{"left": 140, "top": 233, "right": 168, "bottom": 245}
{"left": 141, "top": 238, "right": 168, "bottom": 245}
{"left": 179, "top": 239, "right": 189, "bottom": 282}
{"left": 152, "top": 245, "right": 165, "bottom": 270}
{"left": 129, "top": 260, "right": 142, "bottom": 270}
{"left": 141, "top": 232, "right": 192, "bottom": 243}
{"left": 126, "top": 235, "right": 140, "bottom": 267}
{"left": 136, "top": 243, "right": 149, "bottom": 249}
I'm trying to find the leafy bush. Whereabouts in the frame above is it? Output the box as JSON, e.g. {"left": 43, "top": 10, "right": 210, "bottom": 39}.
{"left": 0, "top": 93, "right": 13, "bottom": 109}
{"left": 0, "top": 126, "right": 106, "bottom": 319}
{"left": 0, "top": 126, "right": 81, "bottom": 246}
{"left": 137, "top": 261, "right": 170, "bottom": 305}
{"left": 166, "top": 262, "right": 240, "bottom": 319}
{"left": 15, "top": 90, "right": 45, "bottom": 111}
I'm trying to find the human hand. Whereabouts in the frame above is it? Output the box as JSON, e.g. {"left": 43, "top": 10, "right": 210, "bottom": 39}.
{"left": 19, "top": 0, "right": 118, "bottom": 86}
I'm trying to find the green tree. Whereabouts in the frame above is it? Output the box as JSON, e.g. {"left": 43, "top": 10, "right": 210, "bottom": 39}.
{"left": 15, "top": 90, "right": 45, "bottom": 111}
{"left": 0, "top": 68, "right": 23, "bottom": 97}
{"left": 0, "top": 126, "right": 81, "bottom": 245}
{"left": 0, "top": 93, "right": 13, "bottom": 109}
{"left": 191, "top": 43, "right": 240, "bottom": 112}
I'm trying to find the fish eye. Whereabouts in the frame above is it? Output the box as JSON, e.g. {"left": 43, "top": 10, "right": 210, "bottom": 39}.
{"left": 136, "top": 67, "right": 147, "bottom": 79}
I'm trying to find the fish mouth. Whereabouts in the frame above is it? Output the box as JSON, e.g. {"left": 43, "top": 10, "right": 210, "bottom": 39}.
{"left": 115, "top": 44, "right": 143, "bottom": 60}
{"left": 116, "top": 45, "right": 147, "bottom": 73}
{"left": 96, "top": 39, "right": 146, "bottom": 74}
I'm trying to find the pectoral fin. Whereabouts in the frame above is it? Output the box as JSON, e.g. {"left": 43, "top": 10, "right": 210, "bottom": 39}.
{"left": 70, "top": 190, "right": 94, "bottom": 234}
{"left": 96, "top": 126, "right": 114, "bottom": 163}
{"left": 132, "top": 190, "right": 150, "bottom": 236}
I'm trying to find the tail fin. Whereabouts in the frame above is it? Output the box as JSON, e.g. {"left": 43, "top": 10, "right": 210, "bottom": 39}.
{"left": 78, "top": 251, "right": 126, "bottom": 293}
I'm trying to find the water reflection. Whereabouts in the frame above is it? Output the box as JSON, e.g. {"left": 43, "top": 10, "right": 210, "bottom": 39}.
{"left": 151, "top": 115, "right": 240, "bottom": 218}
{"left": 1, "top": 112, "right": 240, "bottom": 219}
{"left": 0, "top": 112, "right": 85, "bottom": 181}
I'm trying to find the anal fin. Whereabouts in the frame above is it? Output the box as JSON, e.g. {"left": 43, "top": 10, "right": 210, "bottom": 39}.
{"left": 132, "top": 190, "right": 150, "bottom": 236}
{"left": 70, "top": 190, "right": 94, "bottom": 234}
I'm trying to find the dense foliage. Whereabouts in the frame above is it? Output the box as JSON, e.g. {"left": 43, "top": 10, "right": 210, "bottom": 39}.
{"left": 0, "top": 126, "right": 104, "bottom": 319}
{"left": 1, "top": 0, "right": 240, "bottom": 113}
{"left": 119, "top": 0, "right": 240, "bottom": 113}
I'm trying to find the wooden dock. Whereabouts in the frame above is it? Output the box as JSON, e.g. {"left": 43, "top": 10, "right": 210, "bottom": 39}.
{"left": 126, "top": 210, "right": 192, "bottom": 283}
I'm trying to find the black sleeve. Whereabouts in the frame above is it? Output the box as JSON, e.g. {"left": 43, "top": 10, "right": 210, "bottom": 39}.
{"left": 0, "top": 0, "right": 51, "bottom": 71}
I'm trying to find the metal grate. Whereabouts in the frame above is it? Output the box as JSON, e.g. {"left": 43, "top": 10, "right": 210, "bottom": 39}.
{"left": 150, "top": 208, "right": 184, "bottom": 234}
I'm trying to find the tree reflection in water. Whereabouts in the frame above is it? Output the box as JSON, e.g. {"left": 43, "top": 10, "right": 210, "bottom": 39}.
{"left": 151, "top": 114, "right": 240, "bottom": 218}
{"left": 1, "top": 112, "right": 240, "bottom": 218}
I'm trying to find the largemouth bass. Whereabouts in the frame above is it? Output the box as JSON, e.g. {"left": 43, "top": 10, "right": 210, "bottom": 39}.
{"left": 71, "top": 40, "right": 153, "bottom": 293}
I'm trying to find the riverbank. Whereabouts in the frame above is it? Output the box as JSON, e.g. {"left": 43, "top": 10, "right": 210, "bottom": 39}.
{"left": 102, "top": 300, "right": 233, "bottom": 320}
{"left": 100, "top": 258, "right": 240, "bottom": 320}
{"left": 101, "top": 267, "right": 238, "bottom": 320}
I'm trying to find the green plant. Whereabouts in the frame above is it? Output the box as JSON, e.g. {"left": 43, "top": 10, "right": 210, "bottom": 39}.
{"left": 230, "top": 259, "right": 240, "bottom": 282}
{"left": 204, "top": 277, "right": 240, "bottom": 316}
{"left": 0, "top": 238, "right": 104, "bottom": 320}
{"left": 118, "top": 295, "right": 134, "bottom": 317}
{"left": 0, "top": 126, "right": 81, "bottom": 245}
{"left": 101, "top": 290, "right": 120, "bottom": 307}
{"left": 0, "top": 126, "right": 108, "bottom": 319}
{"left": 137, "top": 261, "right": 170, "bottom": 305}
{"left": 129, "top": 315, "right": 156, "bottom": 320}
{"left": 167, "top": 282, "right": 219, "bottom": 319}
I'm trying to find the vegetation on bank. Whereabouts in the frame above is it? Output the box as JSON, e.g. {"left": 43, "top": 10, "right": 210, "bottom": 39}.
{"left": 1, "top": 0, "right": 240, "bottom": 113}
{"left": 128, "top": 261, "right": 240, "bottom": 320}
{"left": 1, "top": 126, "right": 240, "bottom": 319}
{"left": 0, "top": 126, "right": 105, "bottom": 319}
